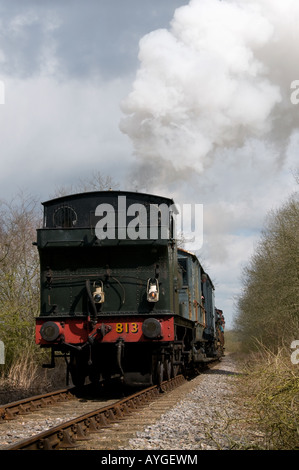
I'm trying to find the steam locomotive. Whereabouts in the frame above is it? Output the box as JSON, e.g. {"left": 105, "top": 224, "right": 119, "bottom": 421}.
{"left": 35, "top": 191, "right": 224, "bottom": 387}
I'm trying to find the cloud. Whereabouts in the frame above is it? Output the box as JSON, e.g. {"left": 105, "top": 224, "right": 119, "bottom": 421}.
{"left": 120, "top": 0, "right": 299, "bottom": 181}
{"left": 0, "top": 1, "right": 192, "bottom": 201}
{"left": 0, "top": 7, "right": 61, "bottom": 77}
{"left": 0, "top": 0, "right": 188, "bottom": 79}
{"left": 0, "top": 74, "right": 133, "bottom": 199}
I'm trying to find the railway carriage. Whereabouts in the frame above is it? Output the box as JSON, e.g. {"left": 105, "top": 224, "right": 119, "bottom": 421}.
{"left": 35, "top": 191, "right": 224, "bottom": 387}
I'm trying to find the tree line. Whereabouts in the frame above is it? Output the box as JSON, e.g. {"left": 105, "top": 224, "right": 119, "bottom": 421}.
{"left": 236, "top": 191, "right": 299, "bottom": 351}
{"left": 0, "top": 193, "right": 40, "bottom": 368}
{"left": 0, "top": 173, "right": 118, "bottom": 372}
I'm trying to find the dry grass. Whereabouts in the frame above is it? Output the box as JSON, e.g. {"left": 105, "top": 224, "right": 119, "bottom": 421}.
{"left": 238, "top": 346, "right": 299, "bottom": 449}
{"left": 0, "top": 351, "right": 67, "bottom": 404}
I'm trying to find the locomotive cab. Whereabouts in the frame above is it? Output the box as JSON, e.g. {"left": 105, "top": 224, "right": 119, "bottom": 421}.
{"left": 35, "top": 190, "right": 224, "bottom": 388}
{"left": 36, "top": 191, "right": 180, "bottom": 386}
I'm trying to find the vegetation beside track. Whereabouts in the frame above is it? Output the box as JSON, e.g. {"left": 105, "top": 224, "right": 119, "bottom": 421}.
{"left": 231, "top": 188, "right": 299, "bottom": 449}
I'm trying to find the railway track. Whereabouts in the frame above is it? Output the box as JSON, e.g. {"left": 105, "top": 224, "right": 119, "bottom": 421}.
{"left": 0, "top": 387, "right": 76, "bottom": 421}
{"left": 1, "top": 374, "right": 187, "bottom": 450}
{"left": 0, "top": 384, "right": 126, "bottom": 450}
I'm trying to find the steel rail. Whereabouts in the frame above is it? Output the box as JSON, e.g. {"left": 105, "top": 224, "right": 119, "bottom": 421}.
{"left": 5, "top": 374, "right": 186, "bottom": 450}
{"left": 0, "top": 388, "right": 76, "bottom": 421}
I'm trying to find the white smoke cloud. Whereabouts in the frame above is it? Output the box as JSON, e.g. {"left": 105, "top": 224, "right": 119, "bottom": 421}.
{"left": 119, "top": 0, "right": 299, "bottom": 326}
{"left": 120, "top": 0, "right": 299, "bottom": 183}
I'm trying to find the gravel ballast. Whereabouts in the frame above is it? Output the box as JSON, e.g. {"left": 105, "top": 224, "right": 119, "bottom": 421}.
{"left": 122, "top": 354, "right": 264, "bottom": 450}
{"left": 0, "top": 354, "right": 265, "bottom": 451}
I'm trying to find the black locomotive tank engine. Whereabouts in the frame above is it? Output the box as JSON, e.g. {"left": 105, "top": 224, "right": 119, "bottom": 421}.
{"left": 35, "top": 191, "right": 224, "bottom": 387}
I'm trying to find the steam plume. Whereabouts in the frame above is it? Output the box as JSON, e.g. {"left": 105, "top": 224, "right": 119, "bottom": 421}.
{"left": 120, "top": 0, "right": 299, "bottom": 188}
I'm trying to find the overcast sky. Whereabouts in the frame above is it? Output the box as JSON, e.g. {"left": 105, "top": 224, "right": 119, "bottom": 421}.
{"left": 1, "top": 0, "right": 299, "bottom": 328}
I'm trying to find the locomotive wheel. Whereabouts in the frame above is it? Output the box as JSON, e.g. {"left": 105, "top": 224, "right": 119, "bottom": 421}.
{"left": 173, "top": 346, "right": 182, "bottom": 377}
{"left": 89, "top": 366, "right": 101, "bottom": 384}
{"left": 164, "top": 358, "right": 173, "bottom": 380}
{"left": 157, "top": 360, "right": 164, "bottom": 386}
{"left": 69, "top": 350, "right": 88, "bottom": 388}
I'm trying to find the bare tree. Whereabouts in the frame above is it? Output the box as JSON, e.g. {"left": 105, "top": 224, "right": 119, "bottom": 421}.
{"left": 51, "top": 171, "right": 119, "bottom": 198}
{"left": 0, "top": 192, "right": 41, "bottom": 367}
{"left": 236, "top": 193, "right": 299, "bottom": 351}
